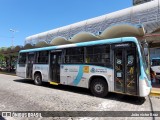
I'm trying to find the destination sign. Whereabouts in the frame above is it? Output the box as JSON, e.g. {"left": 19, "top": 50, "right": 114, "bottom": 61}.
{"left": 113, "top": 43, "right": 131, "bottom": 48}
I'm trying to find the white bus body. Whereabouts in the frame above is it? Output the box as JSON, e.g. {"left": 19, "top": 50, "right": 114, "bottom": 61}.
{"left": 16, "top": 37, "right": 151, "bottom": 97}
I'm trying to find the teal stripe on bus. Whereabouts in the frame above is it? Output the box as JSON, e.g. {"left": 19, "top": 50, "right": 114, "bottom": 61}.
{"left": 72, "top": 65, "right": 84, "bottom": 86}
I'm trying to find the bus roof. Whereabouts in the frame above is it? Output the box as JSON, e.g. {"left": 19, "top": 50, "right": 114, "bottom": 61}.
{"left": 20, "top": 37, "right": 138, "bottom": 53}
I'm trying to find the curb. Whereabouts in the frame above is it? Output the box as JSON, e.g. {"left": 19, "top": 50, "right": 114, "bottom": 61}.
{"left": 150, "top": 89, "right": 160, "bottom": 96}
{"left": 0, "top": 72, "right": 16, "bottom": 76}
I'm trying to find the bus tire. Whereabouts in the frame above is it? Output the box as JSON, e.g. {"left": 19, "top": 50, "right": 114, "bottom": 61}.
{"left": 34, "top": 73, "right": 42, "bottom": 86}
{"left": 90, "top": 78, "right": 108, "bottom": 98}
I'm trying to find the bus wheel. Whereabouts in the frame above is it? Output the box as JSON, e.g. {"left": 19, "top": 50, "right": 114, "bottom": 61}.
{"left": 90, "top": 78, "right": 108, "bottom": 98}
{"left": 34, "top": 73, "right": 42, "bottom": 86}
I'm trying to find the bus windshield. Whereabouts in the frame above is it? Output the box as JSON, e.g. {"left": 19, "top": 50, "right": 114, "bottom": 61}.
{"left": 140, "top": 42, "right": 150, "bottom": 79}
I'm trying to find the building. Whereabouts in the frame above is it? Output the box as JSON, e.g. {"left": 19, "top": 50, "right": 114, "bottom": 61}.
{"left": 133, "top": 0, "right": 153, "bottom": 5}
{"left": 25, "top": 0, "right": 160, "bottom": 48}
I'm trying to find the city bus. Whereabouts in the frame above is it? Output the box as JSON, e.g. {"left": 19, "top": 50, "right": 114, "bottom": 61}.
{"left": 16, "top": 37, "right": 151, "bottom": 97}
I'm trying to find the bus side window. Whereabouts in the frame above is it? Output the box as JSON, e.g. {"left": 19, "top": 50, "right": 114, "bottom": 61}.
{"left": 85, "top": 45, "right": 110, "bottom": 66}
{"left": 65, "top": 47, "right": 84, "bottom": 63}
{"left": 18, "top": 53, "right": 26, "bottom": 64}
{"left": 37, "top": 51, "right": 49, "bottom": 64}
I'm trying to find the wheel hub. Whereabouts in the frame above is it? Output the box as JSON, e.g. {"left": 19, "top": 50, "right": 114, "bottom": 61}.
{"left": 36, "top": 76, "right": 40, "bottom": 83}
{"left": 95, "top": 84, "right": 104, "bottom": 93}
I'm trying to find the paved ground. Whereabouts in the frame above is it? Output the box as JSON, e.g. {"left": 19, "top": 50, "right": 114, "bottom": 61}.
{"left": 0, "top": 74, "right": 160, "bottom": 120}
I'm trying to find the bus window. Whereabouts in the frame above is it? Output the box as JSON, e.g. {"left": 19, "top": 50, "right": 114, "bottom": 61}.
{"left": 65, "top": 47, "right": 84, "bottom": 63}
{"left": 85, "top": 45, "right": 110, "bottom": 66}
{"left": 18, "top": 53, "right": 26, "bottom": 64}
{"left": 36, "top": 51, "right": 49, "bottom": 64}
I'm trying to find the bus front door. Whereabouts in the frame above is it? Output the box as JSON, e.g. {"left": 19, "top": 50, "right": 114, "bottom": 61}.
{"left": 114, "top": 47, "right": 138, "bottom": 95}
{"left": 27, "top": 53, "right": 34, "bottom": 79}
{"left": 50, "top": 52, "right": 61, "bottom": 83}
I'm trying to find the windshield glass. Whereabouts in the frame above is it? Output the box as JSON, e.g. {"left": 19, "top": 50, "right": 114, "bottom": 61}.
{"left": 139, "top": 42, "right": 150, "bottom": 79}
{"left": 140, "top": 46, "right": 147, "bottom": 69}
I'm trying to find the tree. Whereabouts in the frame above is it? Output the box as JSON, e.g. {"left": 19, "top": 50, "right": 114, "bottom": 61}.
{"left": 0, "top": 54, "right": 5, "bottom": 67}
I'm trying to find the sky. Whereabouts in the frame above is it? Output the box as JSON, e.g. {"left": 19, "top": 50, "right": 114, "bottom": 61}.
{"left": 0, "top": 0, "right": 132, "bottom": 48}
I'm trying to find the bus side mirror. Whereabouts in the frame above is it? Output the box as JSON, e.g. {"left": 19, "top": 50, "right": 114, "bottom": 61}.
{"left": 144, "top": 48, "right": 148, "bottom": 56}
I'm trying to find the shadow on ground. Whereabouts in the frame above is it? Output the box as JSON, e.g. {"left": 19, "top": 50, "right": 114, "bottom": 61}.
{"left": 14, "top": 79, "right": 146, "bottom": 105}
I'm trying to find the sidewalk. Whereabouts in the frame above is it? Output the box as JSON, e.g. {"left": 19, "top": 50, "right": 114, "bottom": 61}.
{"left": 150, "top": 83, "right": 160, "bottom": 96}
{"left": 0, "top": 71, "right": 16, "bottom": 76}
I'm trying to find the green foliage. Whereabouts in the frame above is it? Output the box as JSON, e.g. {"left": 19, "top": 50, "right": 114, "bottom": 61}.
{"left": 0, "top": 54, "right": 4, "bottom": 61}
{"left": 0, "top": 54, "right": 5, "bottom": 67}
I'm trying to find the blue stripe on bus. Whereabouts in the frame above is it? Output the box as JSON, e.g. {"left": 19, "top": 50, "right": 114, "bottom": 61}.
{"left": 72, "top": 65, "right": 84, "bottom": 86}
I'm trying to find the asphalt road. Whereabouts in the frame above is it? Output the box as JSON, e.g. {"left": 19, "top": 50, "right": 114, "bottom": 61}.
{"left": 0, "top": 74, "right": 160, "bottom": 120}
